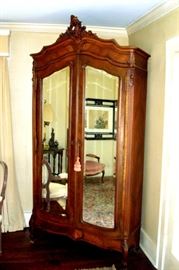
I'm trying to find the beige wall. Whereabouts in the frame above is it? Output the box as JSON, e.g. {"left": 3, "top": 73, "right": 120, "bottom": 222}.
{"left": 128, "top": 8, "right": 179, "bottom": 248}
{"left": 7, "top": 28, "right": 128, "bottom": 213}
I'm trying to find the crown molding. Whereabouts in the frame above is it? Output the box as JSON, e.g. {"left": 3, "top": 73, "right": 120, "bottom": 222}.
{"left": 0, "top": 22, "right": 127, "bottom": 39}
{"left": 127, "top": 0, "right": 179, "bottom": 35}
{"left": 88, "top": 25, "right": 128, "bottom": 39}
{"left": 0, "top": 22, "right": 67, "bottom": 33}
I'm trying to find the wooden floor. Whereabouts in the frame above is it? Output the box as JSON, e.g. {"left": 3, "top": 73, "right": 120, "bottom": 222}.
{"left": 0, "top": 229, "right": 156, "bottom": 270}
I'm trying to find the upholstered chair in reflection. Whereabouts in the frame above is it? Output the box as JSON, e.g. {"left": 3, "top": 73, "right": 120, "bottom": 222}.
{"left": 42, "top": 159, "right": 68, "bottom": 212}
{"left": 85, "top": 154, "right": 105, "bottom": 183}
{"left": 0, "top": 161, "right": 8, "bottom": 253}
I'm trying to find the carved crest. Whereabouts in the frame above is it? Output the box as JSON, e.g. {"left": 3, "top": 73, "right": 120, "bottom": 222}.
{"left": 67, "top": 15, "right": 86, "bottom": 36}
{"left": 58, "top": 15, "right": 96, "bottom": 40}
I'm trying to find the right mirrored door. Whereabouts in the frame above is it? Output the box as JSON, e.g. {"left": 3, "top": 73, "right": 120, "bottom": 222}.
{"left": 83, "top": 66, "right": 120, "bottom": 228}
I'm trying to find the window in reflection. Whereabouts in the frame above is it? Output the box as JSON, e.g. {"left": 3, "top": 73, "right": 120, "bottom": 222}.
{"left": 83, "top": 66, "right": 119, "bottom": 228}
{"left": 41, "top": 67, "right": 69, "bottom": 214}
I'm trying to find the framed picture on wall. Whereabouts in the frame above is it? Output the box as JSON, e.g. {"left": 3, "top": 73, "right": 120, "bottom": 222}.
{"left": 85, "top": 98, "right": 116, "bottom": 140}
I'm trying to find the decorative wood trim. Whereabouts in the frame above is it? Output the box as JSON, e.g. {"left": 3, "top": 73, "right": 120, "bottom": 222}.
{"left": 127, "top": 1, "right": 179, "bottom": 35}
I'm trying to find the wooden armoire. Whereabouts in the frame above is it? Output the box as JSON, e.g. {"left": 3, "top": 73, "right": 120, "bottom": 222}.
{"left": 30, "top": 15, "right": 150, "bottom": 265}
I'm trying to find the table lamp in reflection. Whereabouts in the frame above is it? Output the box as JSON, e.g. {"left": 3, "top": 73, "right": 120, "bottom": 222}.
{"left": 43, "top": 100, "right": 53, "bottom": 148}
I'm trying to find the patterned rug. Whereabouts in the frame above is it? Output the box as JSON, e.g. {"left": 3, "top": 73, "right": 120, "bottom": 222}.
{"left": 83, "top": 177, "right": 115, "bottom": 228}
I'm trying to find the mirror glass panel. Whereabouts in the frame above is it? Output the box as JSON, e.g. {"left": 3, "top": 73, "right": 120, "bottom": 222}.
{"left": 41, "top": 67, "right": 69, "bottom": 215}
{"left": 83, "top": 66, "right": 119, "bottom": 228}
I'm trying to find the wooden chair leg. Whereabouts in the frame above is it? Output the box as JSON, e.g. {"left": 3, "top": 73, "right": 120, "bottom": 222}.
{"left": 101, "top": 170, "right": 105, "bottom": 183}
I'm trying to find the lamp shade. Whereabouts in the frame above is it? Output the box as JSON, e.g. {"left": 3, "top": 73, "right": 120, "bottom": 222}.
{"left": 44, "top": 103, "right": 53, "bottom": 123}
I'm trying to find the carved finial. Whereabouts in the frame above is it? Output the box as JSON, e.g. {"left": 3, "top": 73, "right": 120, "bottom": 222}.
{"left": 57, "top": 15, "right": 96, "bottom": 41}
{"left": 67, "top": 15, "right": 86, "bottom": 36}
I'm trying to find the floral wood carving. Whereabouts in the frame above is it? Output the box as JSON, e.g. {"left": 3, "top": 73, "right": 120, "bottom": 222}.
{"left": 68, "top": 15, "right": 86, "bottom": 36}
{"left": 58, "top": 15, "right": 96, "bottom": 40}
{"left": 128, "top": 69, "right": 134, "bottom": 87}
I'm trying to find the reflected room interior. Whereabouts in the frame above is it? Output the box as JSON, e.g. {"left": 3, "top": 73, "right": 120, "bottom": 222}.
{"left": 42, "top": 67, "right": 70, "bottom": 215}
{"left": 83, "top": 66, "right": 119, "bottom": 228}
{"left": 41, "top": 65, "right": 119, "bottom": 228}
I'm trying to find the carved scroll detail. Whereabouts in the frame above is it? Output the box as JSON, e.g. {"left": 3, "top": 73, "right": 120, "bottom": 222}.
{"left": 128, "top": 69, "right": 135, "bottom": 88}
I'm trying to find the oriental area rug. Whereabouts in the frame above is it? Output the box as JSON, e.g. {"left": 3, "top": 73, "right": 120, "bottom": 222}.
{"left": 83, "top": 176, "right": 115, "bottom": 228}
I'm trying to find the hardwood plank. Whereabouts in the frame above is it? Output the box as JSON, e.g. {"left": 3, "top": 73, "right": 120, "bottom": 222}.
{"left": 0, "top": 229, "right": 156, "bottom": 270}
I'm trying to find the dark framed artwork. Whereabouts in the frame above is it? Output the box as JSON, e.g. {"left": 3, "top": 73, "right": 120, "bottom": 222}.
{"left": 85, "top": 98, "right": 117, "bottom": 140}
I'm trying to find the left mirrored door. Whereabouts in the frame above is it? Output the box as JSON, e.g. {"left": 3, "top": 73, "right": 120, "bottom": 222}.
{"left": 41, "top": 67, "right": 70, "bottom": 215}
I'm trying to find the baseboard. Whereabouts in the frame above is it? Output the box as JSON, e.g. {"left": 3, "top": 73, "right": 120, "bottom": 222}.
{"left": 24, "top": 211, "right": 32, "bottom": 227}
{"left": 140, "top": 228, "right": 157, "bottom": 268}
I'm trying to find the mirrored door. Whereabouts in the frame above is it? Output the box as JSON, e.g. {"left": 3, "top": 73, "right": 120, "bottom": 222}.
{"left": 41, "top": 66, "right": 69, "bottom": 215}
{"left": 83, "top": 66, "right": 119, "bottom": 228}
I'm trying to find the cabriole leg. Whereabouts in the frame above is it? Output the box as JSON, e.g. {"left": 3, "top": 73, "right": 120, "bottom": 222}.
{"left": 122, "top": 239, "right": 128, "bottom": 269}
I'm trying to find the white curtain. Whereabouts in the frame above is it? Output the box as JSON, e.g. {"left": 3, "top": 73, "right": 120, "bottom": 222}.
{"left": 0, "top": 56, "right": 25, "bottom": 232}
{"left": 157, "top": 38, "right": 179, "bottom": 270}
